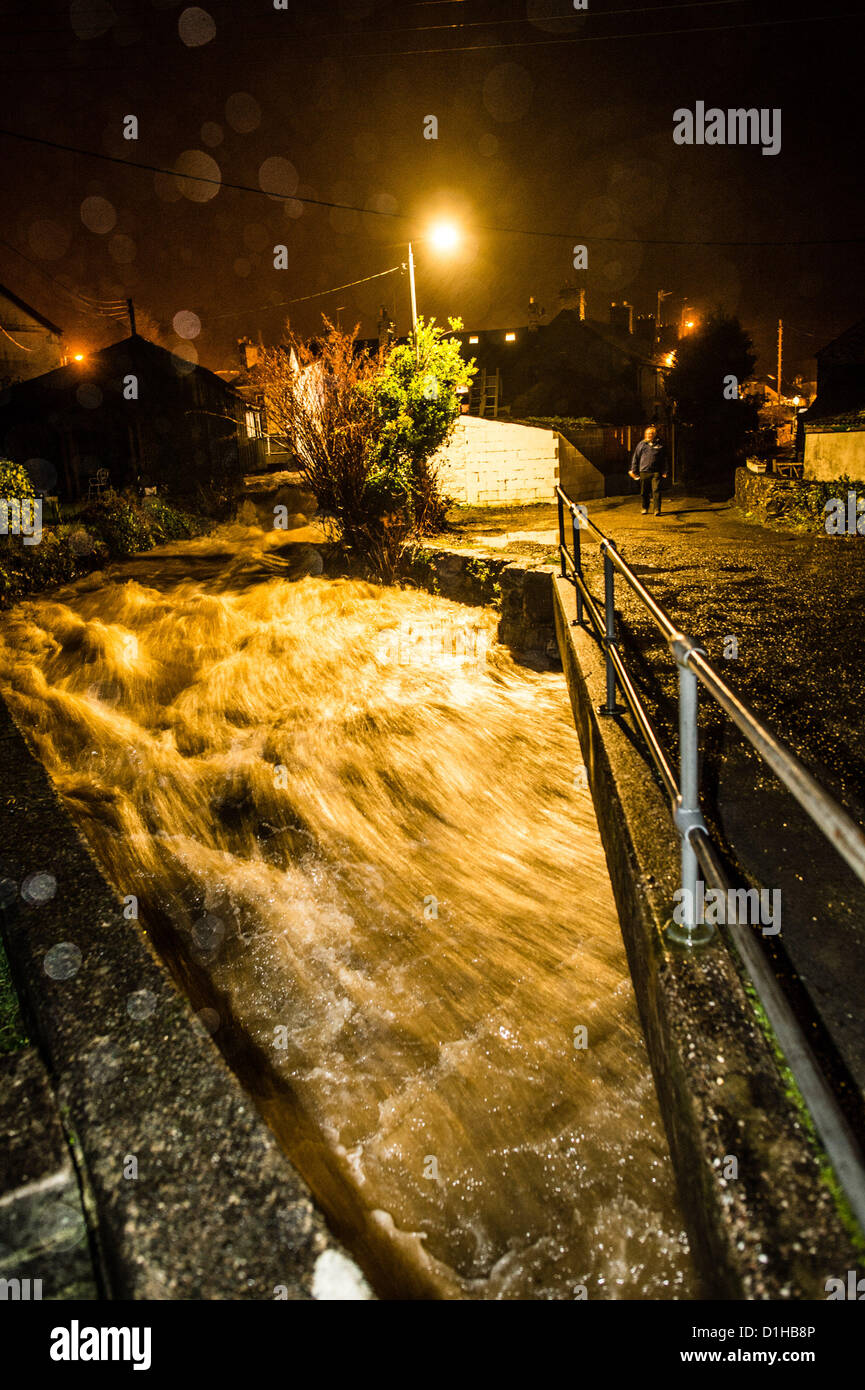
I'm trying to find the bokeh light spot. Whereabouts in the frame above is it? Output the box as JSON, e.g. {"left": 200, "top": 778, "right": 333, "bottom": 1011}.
{"left": 173, "top": 310, "right": 201, "bottom": 339}
{"left": 174, "top": 149, "right": 221, "bottom": 202}
{"left": 259, "top": 156, "right": 299, "bottom": 200}
{"left": 178, "top": 6, "right": 216, "bottom": 47}
{"left": 80, "top": 196, "right": 117, "bottom": 234}
{"left": 225, "top": 92, "right": 261, "bottom": 134}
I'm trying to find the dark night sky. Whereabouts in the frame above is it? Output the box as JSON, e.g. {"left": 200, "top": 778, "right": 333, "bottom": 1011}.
{"left": 1, "top": 0, "right": 863, "bottom": 382}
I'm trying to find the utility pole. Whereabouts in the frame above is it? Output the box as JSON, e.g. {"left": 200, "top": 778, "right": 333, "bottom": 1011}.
{"left": 776, "top": 318, "right": 783, "bottom": 405}
{"left": 126, "top": 298, "right": 136, "bottom": 336}
{"left": 407, "top": 242, "right": 419, "bottom": 362}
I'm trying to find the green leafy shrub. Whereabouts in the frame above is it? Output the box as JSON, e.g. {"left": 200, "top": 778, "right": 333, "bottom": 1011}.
{"left": 141, "top": 496, "right": 203, "bottom": 542}
{"left": 0, "top": 458, "right": 37, "bottom": 499}
{"left": 0, "top": 486, "right": 210, "bottom": 608}
{"left": 78, "top": 492, "right": 155, "bottom": 558}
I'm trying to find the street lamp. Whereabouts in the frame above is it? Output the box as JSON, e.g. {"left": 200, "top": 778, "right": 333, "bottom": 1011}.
{"left": 406, "top": 221, "right": 461, "bottom": 360}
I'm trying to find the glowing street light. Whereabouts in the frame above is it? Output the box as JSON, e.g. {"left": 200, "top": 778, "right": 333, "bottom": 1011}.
{"left": 427, "top": 220, "right": 460, "bottom": 254}
{"left": 406, "top": 221, "right": 462, "bottom": 360}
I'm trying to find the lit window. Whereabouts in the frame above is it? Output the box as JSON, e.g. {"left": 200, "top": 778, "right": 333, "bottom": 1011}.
{"left": 468, "top": 335, "right": 479, "bottom": 344}
{"left": 505, "top": 332, "right": 516, "bottom": 342}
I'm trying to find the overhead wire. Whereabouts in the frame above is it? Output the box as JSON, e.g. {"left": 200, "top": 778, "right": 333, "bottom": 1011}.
{"left": 0, "top": 128, "right": 861, "bottom": 248}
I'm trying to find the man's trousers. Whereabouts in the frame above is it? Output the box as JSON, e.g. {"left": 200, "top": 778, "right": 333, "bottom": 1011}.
{"left": 640, "top": 473, "right": 663, "bottom": 514}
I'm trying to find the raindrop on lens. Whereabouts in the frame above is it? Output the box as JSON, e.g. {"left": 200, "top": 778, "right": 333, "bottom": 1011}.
{"left": 43, "top": 942, "right": 82, "bottom": 980}
{"left": 126, "top": 988, "right": 158, "bottom": 1020}
{"left": 22, "top": 871, "right": 57, "bottom": 904}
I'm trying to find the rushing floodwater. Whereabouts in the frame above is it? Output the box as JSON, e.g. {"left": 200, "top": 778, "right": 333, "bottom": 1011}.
{"left": 0, "top": 525, "right": 695, "bottom": 1299}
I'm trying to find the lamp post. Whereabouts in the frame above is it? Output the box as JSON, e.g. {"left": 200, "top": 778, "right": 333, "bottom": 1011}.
{"left": 407, "top": 241, "right": 419, "bottom": 361}
{"left": 405, "top": 222, "right": 460, "bottom": 362}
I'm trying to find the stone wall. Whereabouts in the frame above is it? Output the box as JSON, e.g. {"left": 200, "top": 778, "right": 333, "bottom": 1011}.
{"left": 735, "top": 465, "right": 865, "bottom": 533}
{"left": 408, "top": 546, "right": 558, "bottom": 660}
{"left": 734, "top": 466, "right": 799, "bottom": 524}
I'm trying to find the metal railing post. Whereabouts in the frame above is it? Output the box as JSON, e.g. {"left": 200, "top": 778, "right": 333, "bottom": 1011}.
{"left": 599, "top": 544, "right": 618, "bottom": 716}
{"left": 667, "top": 638, "right": 714, "bottom": 947}
{"left": 557, "top": 490, "right": 566, "bottom": 579}
{"left": 571, "top": 507, "right": 584, "bottom": 624}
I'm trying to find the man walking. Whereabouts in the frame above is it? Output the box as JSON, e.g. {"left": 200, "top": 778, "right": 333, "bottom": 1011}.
{"left": 629, "top": 424, "right": 668, "bottom": 516}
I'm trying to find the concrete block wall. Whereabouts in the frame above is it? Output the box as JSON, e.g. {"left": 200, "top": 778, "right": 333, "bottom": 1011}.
{"left": 433, "top": 415, "right": 562, "bottom": 505}
{"left": 557, "top": 434, "right": 606, "bottom": 500}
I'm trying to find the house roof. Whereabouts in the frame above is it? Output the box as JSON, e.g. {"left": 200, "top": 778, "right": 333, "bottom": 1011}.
{"left": 0, "top": 283, "right": 63, "bottom": 336}
{"left": 803, "top": 405, "right": 865, "bottom": 433}
{"left": 815, "top": 318, "right": 865, "bottom": 365}
{"left": 2, "top": 333, "right": 244, "bottom": 400}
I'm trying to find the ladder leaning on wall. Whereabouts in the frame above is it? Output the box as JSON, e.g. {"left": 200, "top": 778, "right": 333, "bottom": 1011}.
{"left": 469, "top": 367, "right": 501, "bottom": 418}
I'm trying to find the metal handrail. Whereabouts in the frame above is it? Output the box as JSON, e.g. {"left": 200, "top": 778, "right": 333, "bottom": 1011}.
{"left": 555, "top": 484, "right": 865, "bottom": 1233}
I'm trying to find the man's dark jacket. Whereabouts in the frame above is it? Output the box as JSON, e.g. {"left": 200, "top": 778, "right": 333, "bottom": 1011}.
{"left": 631, "top": 439, "right": 668, "bottom": 475}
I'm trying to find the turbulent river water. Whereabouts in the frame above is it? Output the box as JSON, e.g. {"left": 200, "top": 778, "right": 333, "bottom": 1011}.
{"left": 0, "top": 524, "right": 695, "bottom": 1299}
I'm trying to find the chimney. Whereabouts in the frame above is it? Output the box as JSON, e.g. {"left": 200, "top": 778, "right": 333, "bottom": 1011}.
{"left": 609, "top": 301, "right": 634, "bottom": 334}
{"left": 558, "top": 280, "right": 581, "bottom": 314}
{"left": 634, "top": 313, "right": 656, "bottom": 349}
{"left": 377, "top": 305, "right": 395, "bottom": 351}
{"left": 238, "top": 337, "right": 260, "bottom": 369}
{"left": 527, "top": 295, "right": 545, "bottom": 332}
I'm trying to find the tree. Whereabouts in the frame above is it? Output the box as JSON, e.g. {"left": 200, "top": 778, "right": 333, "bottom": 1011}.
{"left": 253, "top": 316, "right": 473, "bottom": 580}
{"left": 362, "top": 316, "right": 475, "bottom": 535}
{"left": 666, "top": 312, "right": 759, "bottom": 483}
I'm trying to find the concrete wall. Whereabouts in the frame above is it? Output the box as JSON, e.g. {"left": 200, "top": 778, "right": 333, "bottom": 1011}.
{"left": 433, "top": 415, "right": 564, "bottom": 506}
{"left": 557, "top": 434, "right": 606, "bottom": 500}
{"left": 804, "top": 429, "right": 865, "bottom": 481}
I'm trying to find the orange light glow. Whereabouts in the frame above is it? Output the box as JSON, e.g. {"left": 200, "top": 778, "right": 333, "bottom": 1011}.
{"left": 427, "top": 220, "right": 460, "bottom": 253}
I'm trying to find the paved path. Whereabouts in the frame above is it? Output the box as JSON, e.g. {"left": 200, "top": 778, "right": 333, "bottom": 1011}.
{"left": 441, "top": 491, "right": 865, "bottom": 1125}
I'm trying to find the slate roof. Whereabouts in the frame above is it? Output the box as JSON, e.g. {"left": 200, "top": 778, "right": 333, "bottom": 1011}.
{"left": 803, "top": 404, "right": 865, "bottom": 432}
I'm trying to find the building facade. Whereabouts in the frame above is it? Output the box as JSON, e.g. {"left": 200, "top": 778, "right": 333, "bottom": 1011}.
{"left": 0, "top": 335, "right": 264, "bottom": 501}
